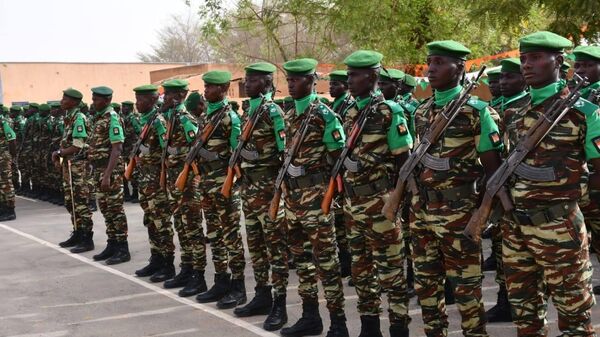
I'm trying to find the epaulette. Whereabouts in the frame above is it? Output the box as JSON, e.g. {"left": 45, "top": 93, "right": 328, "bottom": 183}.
{"left": 267, "top": 102, "right": 281, "bottom": 118}
{"left": 466, "top": 96, "right": 489, "bottom": 111}
{"left": 381, "top": 100, "right": 403, "bottom": 114}
{"left": 317, "top": 103, "right": 335, "bottom": 122}
{"left": 573, "top": 97, "right": 599, "bottom": 116}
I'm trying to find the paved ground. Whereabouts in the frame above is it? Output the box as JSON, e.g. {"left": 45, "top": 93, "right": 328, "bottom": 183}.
{"left": 1, "top": 195, "right": 600, "bottom": 337}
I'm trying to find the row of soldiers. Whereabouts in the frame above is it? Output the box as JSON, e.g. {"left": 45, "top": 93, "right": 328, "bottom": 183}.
{"left": 1, "top": 29, "right": 599, "bottom": 337}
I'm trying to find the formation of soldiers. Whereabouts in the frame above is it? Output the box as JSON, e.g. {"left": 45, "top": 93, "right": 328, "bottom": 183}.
{"left": 1, "top": 30, "right": 599, "bottom": 337}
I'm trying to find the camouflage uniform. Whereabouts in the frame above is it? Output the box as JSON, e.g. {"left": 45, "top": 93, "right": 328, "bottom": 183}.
{"left": 40, "top": 114, "right": 54, "bottom": 194}
{"left": 410, "top": 86, "right": 503, "bottom": 336}
{"left": 50, "top": 113, "right": 65, "bottom": 198}
{"left": 0, "top": 114, "right": 16, "bottom": 209}
{"left": 136, "top": 108, "right": 175, "bottom": 258}
{"left": 61, "top": 107, "right": 93, "bottom": 232}
{"left": 502, "top": 82, "right": 598, "bottom": 336}
{"left": 11, "top": 111, "right": 26, "bottom": 190}
{"left": 87, "top": 106, "right": 128, "bottom": 242}
{"left": 195, "top": 99, "right": 245, "bottom": 278}
{"left": 342, "top": 92, "right": 413, "bottom": 326}
{"left": 20, "top": 111, "right": 36, "bottom": 192}
{"left": 163, "top": 103, "right": 204, "bottom": 271}
{"left": 122, "top": 109, "right": 141, "bottom": 197}
{"left": 283, "top": 93, "right": 346, "bottom": 317}
{"left": 237, "top": 92, "right": 288, "bottom": 295}
{"left": 32, "top": 112, "right": 44, "bottom": 195}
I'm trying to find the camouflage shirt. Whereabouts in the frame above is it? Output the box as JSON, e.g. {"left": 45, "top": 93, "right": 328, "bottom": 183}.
{"left": 413, "top": 85, "right": 503, "bottom": 190}
{"left": 195, "top": 98, "right": 240, "bottom": 169}
{"left": 138, "top": 108, "right": 167, "bottom": 167}
{"left": 0, "top": 115, "right": 16, "bottom": 154}
{"left": 342, "top": 92, "right": 412, "bottom": 186}
{"left": 51, "top": 115, "right": 65, "bottom": 149}
{"left": 505, "top": 81, "right": 600, "bottom": 209}
{"left": 61, "top": 108, "right": 89, "bottom": 150}
{"left": 163, "top": 103, "right": 198, "bottom": 167}
{"left": 330, "top": 92, "right": 354, "bottom": 119}
{"left": 87, "top": 106, "right": 124, "bottom": 166}
{"left": 122, "top": 112, "right": 141, "bottom": 158}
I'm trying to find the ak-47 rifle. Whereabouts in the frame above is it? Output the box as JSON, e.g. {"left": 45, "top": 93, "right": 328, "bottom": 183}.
{"left": 463, "top": 74, "right": 588, "bottom": 242}
{"left": 221, "top": 95, "right": 267, "bottom": 197}
{"left": 124, "top": 108, "right": 161, "bottom": 180}
{"left": 175, "top": 103, "right": 229, "bottom": 191}
{"left": 321, "top": 94, "right": 381, "bottom": 214}
{"left": 159, "top": 101, "right": 180, "bottom": 190}
{"left": 268, "top": 102, "right": 318, "bottom": 220}
{"left": 381, "top": 66, "right": 487, "bottom": 221}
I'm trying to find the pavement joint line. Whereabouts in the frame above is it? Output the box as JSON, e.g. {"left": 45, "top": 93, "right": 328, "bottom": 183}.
{"left": 42, "top": 292, "right": 158, "bottom": 308}
{"left": 5, "top": 331, "right": 70, "bottom": 337}
{"left": 148, "top": 329, "right": 200, "bottom": 336}
{"left": 69, "top": 305, "right": 188, "bottom": 324}
{"left": 16, "top": 195, "right": 38, "bottom": 202}
{"left": 0, "top": 223, "right": 278, "bottom": 337}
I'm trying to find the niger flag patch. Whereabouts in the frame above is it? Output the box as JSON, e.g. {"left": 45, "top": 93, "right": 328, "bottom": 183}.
{"left": 594, "top": 136, "right": 600, "bottom": 153}
{"left": 489, "top": 131, "right": 501, "bottom": 146}
{"left": 113, "top": 127, "right": 120, "bottom": 135}
{"left": 397, "top": 123, "right": 408, "bottom": 135}
{"left": 188, "top": 130, "right": 195, "bottom": 139}
{"left": 332, "top": 130, "right": 342, "bottom": 141}
{"left": 278, "top": 130, "right": 285, "bottom": 140}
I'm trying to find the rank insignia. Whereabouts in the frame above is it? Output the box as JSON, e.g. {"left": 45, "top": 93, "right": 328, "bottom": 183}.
{"left": 489, "top": 131, "right": 501, "bottom": 146}
{"left": 332, "top": 130, "right": 342, "bottom": 141}
{"left": 397, "top": 123, "right": 408, "bottom": 135}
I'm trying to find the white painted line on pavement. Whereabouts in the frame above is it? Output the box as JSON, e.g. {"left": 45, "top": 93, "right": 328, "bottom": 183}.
{"left": 0, "top": 313, "right": 40, "bottom": 320}
{"left": 149, "top": 329, "right": 200, "bottom": 336}
{"left": 0, "top": 223, "right": 278, "bottom": 337}
{"left": 70, "top": 305, "right": 187, "bottom": 324}
{"left": 5, "top": 331, "right": 69, "bottom": 337}
{"left": 43, "top": 291, "right": 158, "bottom": 308}
{"left": 16, "top": 196, "right": 38, "bottom": 202}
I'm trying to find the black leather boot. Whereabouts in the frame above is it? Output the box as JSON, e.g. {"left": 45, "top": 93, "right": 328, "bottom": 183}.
{"left": 59, "top": 230, "right": 81, "bottom": 248}
{"left": 0, "top": 207, "right": 17, "bottom": 221}
{"left": 217, "top": 278, "right": 246, "bottom": 309}
{"left": 178, "top": 270, "right": 207, "bottom": 297}
{"left": 263, "top": 293, "right": 287, "bottom": 331}
{"left": 281, "top": 301, "right": 322, "bottom": 337}
{"left": 234, "top": 285, "right": 272, "bottom": 317}
{"left": 486, "top": 286, "right": 513, "bottom": 322}
{"left": 70, "top": 231, "right": 94, "bottom": 253}
{"left": 136, "top": 254, "right": 162, "bottom": 277}
{"left": 389, "top": 321, "right": 409, "bottom": 337}
{"left": 150, "top": 255, "right": 176, "bottom": 283}
{"left": 325, "top": 314, "right": 349, "bottom": 337}
{"left": 163, "top": 263, "right": 193, "bottom": 288}
{"left": 196, "top": 273, "right": 231, "bottom": 303}
{"left": 92, "top": 239, "right": 117, "bottom": 261}
{"left": 358, "top": 315, "right": 383, "bottom": 337}
{"left": 106, "top": 241, "right": 131, "bottom": 265}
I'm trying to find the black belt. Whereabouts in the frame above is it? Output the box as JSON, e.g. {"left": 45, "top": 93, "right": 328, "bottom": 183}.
{"left": 343, "top": 176, "right": 391, "bottom": 198}
{"left": 198, "top": 160, "right": 228, "bottom": 175}
{"left": 419, "top": 184, "right": 473, "bottom": 203}
{"left": 512, "top": 201, "right": 577, "bottom": 226}
{"left": 285, "top": 172, "right": 327, "bottom": 190}
{"left": 244, "top": 167, "right": 278, "bottom": 185}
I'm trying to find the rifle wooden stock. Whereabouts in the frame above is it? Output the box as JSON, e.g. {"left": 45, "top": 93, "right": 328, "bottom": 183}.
{"left": 463, "top": 193, "right": 494, "bottom": 242}
{"left": 269, "top": 189, "right": 282, "bottom": 220}
{"left": 159, "top": 164, "right": 167, "bottom": 190}
{"left": 321, "top": 177, "right": 336, "bottom": 214}
{"left": 176, "top": 163, "right": 190, "bottom": 191}
{"left": 382, "top": 179, "right": 406, "bottom": 221}
{"left": 192, "top": 162, "right": 199, "bottom": 175}
{"left": 221, "top": 166, "right": 235, "bottom": 198}
{"left": 124, "top": 157, "right": 136, "bottom": 180}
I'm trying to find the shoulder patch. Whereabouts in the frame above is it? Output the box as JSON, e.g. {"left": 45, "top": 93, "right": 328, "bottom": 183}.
{"left": 489, "top": 131, "right": 501, "bottom": 146}
{"left": 332, "top": 129, "right": 342, "bottom": 141}
{"left": 278, "top": 129, "right": 286, "bottom": 140}
{"left": 113, "top": 127, "right": 120, "bottom": 135}
{"left": 268, "top": 103, "right": 281, "bottom": 117}
{"left": 573, "top": 97, "right": 599, "bottom": 116}
{"left": 592, "top": 136, "right": 600, "bottom": 154}
{"left": 381, "top": 100, "right": 403, "bottom": 114}
{"left": 397, "top": 122, "right": 408, "bottom": 135}
{"left": 317, "top": 103, "right": 335, "bottom": 122}
{"left": 466, "top": 97, "right": 489, "bottom": 111}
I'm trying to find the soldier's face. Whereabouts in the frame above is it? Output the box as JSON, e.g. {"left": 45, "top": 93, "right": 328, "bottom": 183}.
{"left": 500, "top": 72, "right": 527, "bottom": 98}
{"left": 135, "top": 94, "right": 157, "bottom": 113}
{"left": 347, "top": 67, "right": 377, "bottom": 98}
{"left": 122, "top": 106, "right": 131, "bottom": 114}
{"left": 163, "top": 90, "right": 187, "bottom": 108}
{"left": 378, "top": 80, "right": 398, "bottom": 100}
{"left": 92, "top": 94, "right": 111, "bottom": 111}
{"left": 329, "top": 80, "right": 347, "bottom": 98}
{"left": 286, "top": 75, "right": 313, "bottom": 100}
{"left": 426, "top": 55, "right": 463, "bottom": 91}
{"left": 520, "top": 51, "right": 562, "bottom": 88}
{"left": 398, "top": 82, "right": 414, "bottom": 95}
{"left": 244, "top": 74, "right": 268, "bottom": 98}
{"left": 204, "top": 83, "right": 229, "bottom": 103}
{"left": 60, "top": 95, "right": 79, "bottom": 110}
{"left": 574, "top": 59, "right": 600, "bottom": 84}
{"left": 488, "top": 78, "right": 502, "bottom": 97}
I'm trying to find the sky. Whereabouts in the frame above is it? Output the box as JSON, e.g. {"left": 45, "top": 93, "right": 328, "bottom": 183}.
{"left": 0, "top": 0, "right": 199, "bottom": 62}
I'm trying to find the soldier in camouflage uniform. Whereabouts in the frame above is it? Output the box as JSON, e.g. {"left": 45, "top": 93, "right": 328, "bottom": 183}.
{"left": 121, "top": 101, "right": 140, "bottom": 202}
{"left": 342, "top": 51, "right": 413, "bottom": 337}
{"left": 410, "top": 41, "right": 504, "bottom": 337}
{"left": 484, "top": 57, "right": 529, "bottom": 323}
{"left": 31, "top": 104, "right": 48, "bottom": 199}
{"left": 53, "top": 88, "right": 94, "bottom": 252}
{"left": 48, "top": 102, "right": 65, "bottom": 205}
{"left": 279, "top": 58, "right": 348, "bottom": 337}
{"left": 0, "top": 106, "right": 17, "bottom": 221}
{"left": 39, "top": 104, "right": 54, "bottom": 202}
{"left": 192, "top": 71, "right": 246, "bottom": 308}
{"left": 499, "top": 32, "right": 600, "bottom": 336}
{"left": 87, "top": 86, "right": 130, "bottom": 265}
{"left": 10, "top": 106, "right": 25, "bottom": 194}
{"left": 130, "top": 85, "right": 176, "bottom": 284}
{"left": 486, "top": 69, "right": 503, "bottom": 112}
{"left": 327, "top": 70, "right": 354, "bottom": 280}
{"left": 571, "top": 45, "right": 600, "bottom": 295}
{"left": 227, "top": 63, "right": 288, "bottom": 331}
{"left": 158, "top": 79, "right": 206, "bottom": 298}
{"left": 22, "top": 103, "right": 39, "bottom": 197}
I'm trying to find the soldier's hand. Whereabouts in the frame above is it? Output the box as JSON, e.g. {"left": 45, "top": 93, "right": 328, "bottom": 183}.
{"left": 101, "top": 173, "right": 111, "bottom": 192}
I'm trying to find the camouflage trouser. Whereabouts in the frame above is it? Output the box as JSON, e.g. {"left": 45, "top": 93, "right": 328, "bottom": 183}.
{"left": 241, "top": 176, "right": 289, "bottom": 295}
{"left": 0, "top": 152, "right": 15, "bottom": 208}
{"left": 197, "top": 168, "right": 244, "bottom": 279}
{"left": 11, "top": 157, "right": 19, "bottom": 189}
{"left": 285, "top": 185, "right": 345, "bottom": 317}
{"left": 20, "top": 148, "right": 32, "bottom": 189}
{"left": 333, "top": 195, "right": 349, "bottom": 253}
{"left": 502, "top": 206, "right": 595, "bottom": 337}
{"left": 93, "top": 165, "right": 128, "bottom": 242}
{"left": 167, "top": 164, "right": 204, "bottom": 270}
{"left": 344, "top": 192, "right": 410, "bottom": 326}
{"left": 137, "top": 164, "right": 175, "bottom": 257}
{"left": 490, "top": 222, "right": 506, "bottom": 288}
{"left": 410, "top": 196, "right": 487, "bottom": 337}
{"left": 62, "top": 160, "right": 93, "bottom": 232}
{"left": 88, "top": 167, "right": 96, "bottom": 200}
{"left": 580, "top": 188, "right": 600, "bottom": 260}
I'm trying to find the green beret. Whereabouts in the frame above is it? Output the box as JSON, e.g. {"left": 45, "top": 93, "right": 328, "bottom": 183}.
{"left": 91, "top": 86, "right": 114, "bottom": 96}
{"left": 561, "top": 62, "right": 571, "bottom": 72}
{"left": 283, "top": 58, "right": 318, "bottom": 76}
{"left": 63, "top": 88, "right": 83, "bottom": 100}
{"left": 245, "top": 62, "right": 277, "bottom": 75}
{"left": 110, "top": 103, "right": 121, "bottom": 109}
{"left": 328, "top": 70, "right": 348, "bottom": 82}
{"left": 519, "top": 31, "right": 573, "bottom": 53}
{"left": 573, "top": 45, "right": 600, "bottom": 62}
{"left": 202, "top": 71, "right": 232, "bottom": 85}
{"left": 403, "top": 75, "right": 417, "bottom": 87}
{"left": 185, "top": 91, "right": 203, "bottom": 111}
{"left": 427, "top": 40, "right": 471, "bottom": 60}
{"left": 22, "top": 105, "right": 29, "bottom": 110}
{"left": 50, "top": 102, "right": 61, "bottom": 108}
{"left": 133, "top": 84, "right": 159, "bottom": 94}
{"left": 1, "top": 106, "right": 8, "bottom": 113}
{"left": 10, "top": 105, "right": 22, "bottom": 112}
{"left": 39, "top": 104, "right": 51, "bottom": 112}
{"left": 379, "top": 68, "right": 405, "bottom": 81}
{"left": 162, "top": 79, "right": 189, "bottom": 90}
{"left": 486, "top": 68, "right": 501, "bottom": 80}
{"left": 344, "top": 50, "right": 383, "bottom": 69}
{"left": 121, "top": 101, "right": 134, "bottom": 106}
{"left": 500, "top": 58, "right": 522, "bottom": 73}
{"left": 29, "top": 103, "right": 39, "bottom": 109}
